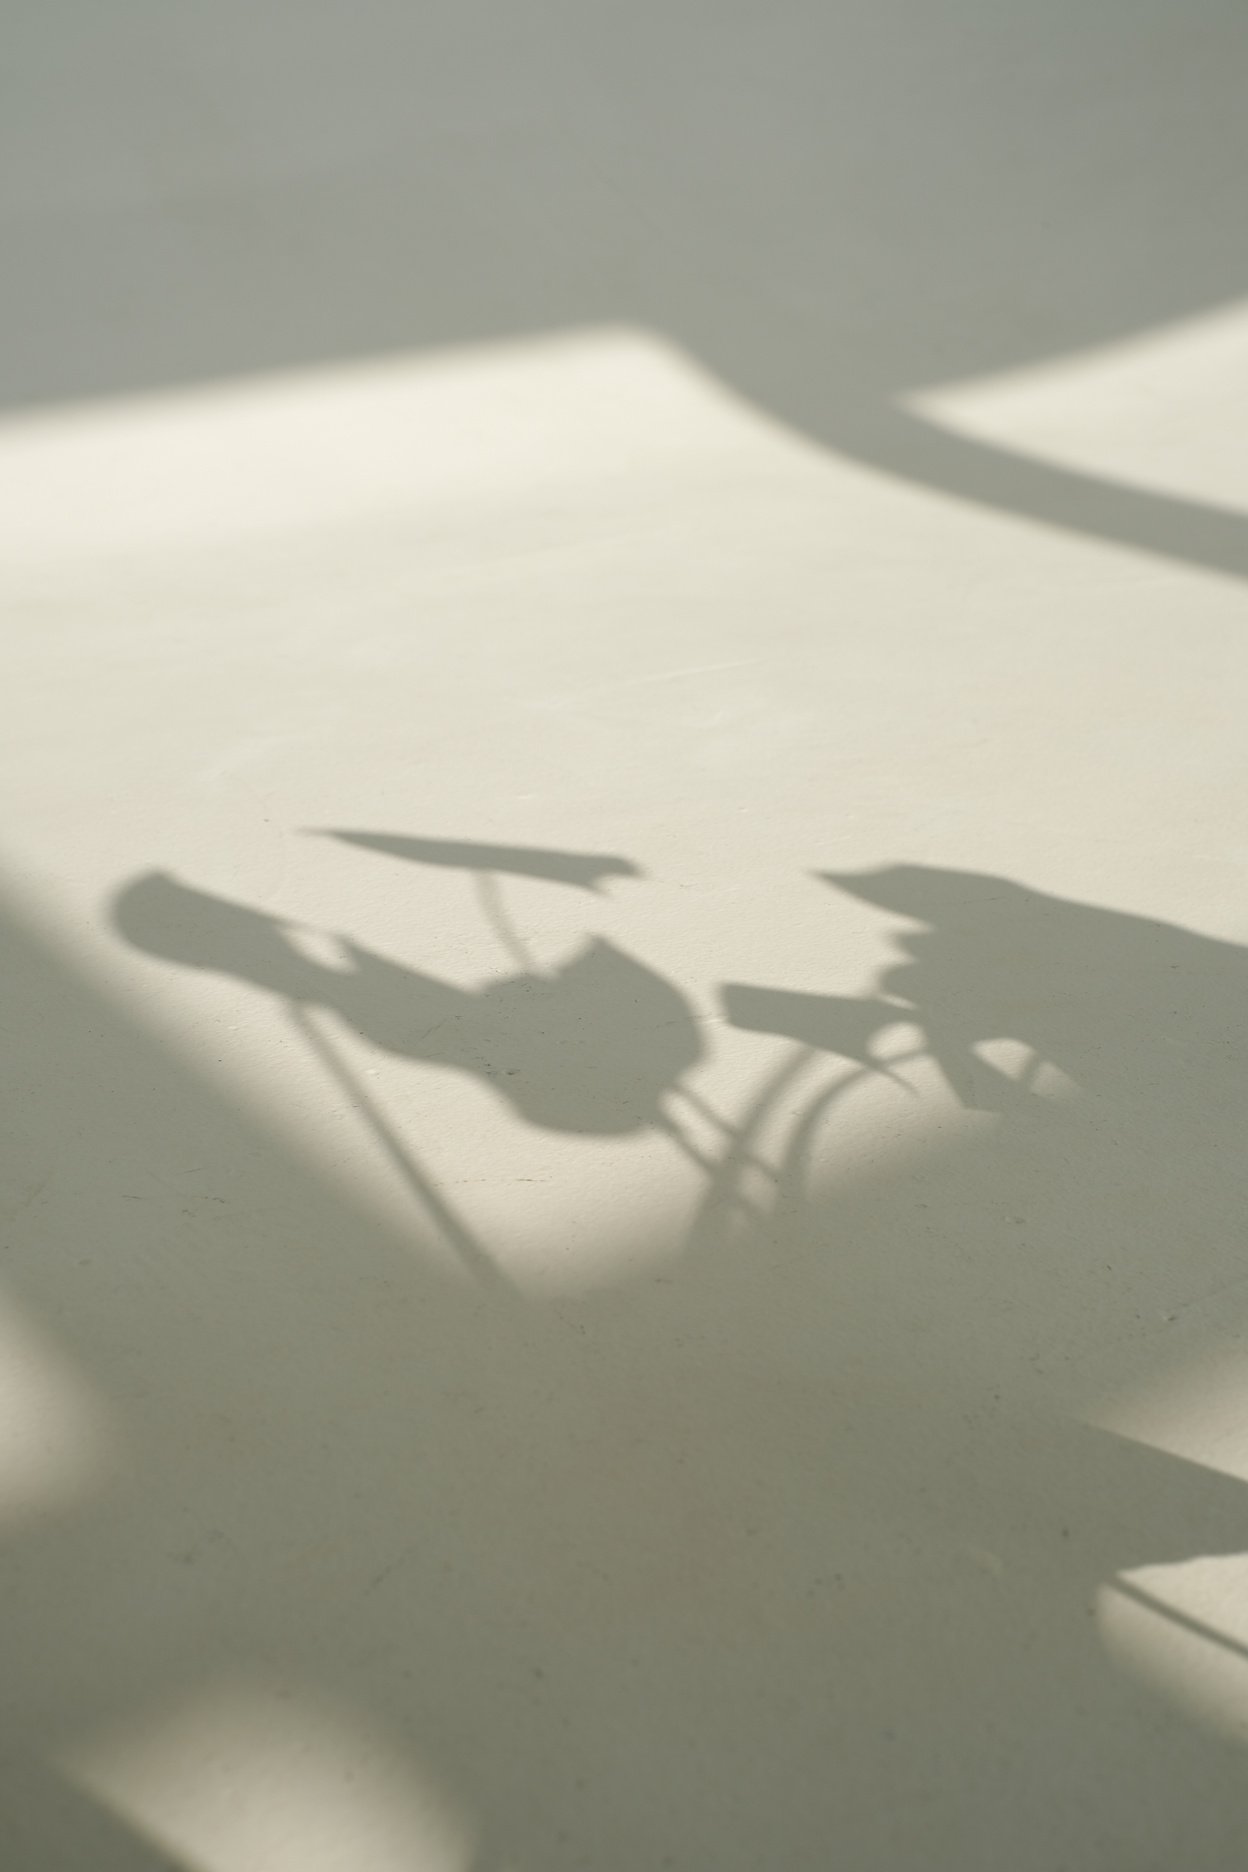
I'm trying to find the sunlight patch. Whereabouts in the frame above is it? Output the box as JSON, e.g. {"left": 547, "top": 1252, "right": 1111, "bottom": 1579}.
{"left": 1099, "top": 1557, "right": 1248, "bottom": 1744}
{"left": 908, "top": 299, "right": 1248, "bottom": 517}
{"left": 59, "top": 1678, "right": 472, "bottom": 1872}
{"left": 0, "top": 327, "right": 775, "bottom": 568}
{"left": 0, "top": 1297, "right": 119, "bottom": 1528}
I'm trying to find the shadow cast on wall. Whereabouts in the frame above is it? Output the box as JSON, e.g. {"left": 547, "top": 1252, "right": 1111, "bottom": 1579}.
{"left": 315, "top": 830, "right": 642, "bottom": 893}
{"left": 726, "top": 862, "right": 1248, "bottom": 1120}
{"left": 2, "top": 849, "right": 1248, "bottom": 1865}
{"left": 111, "top": 842, "right": 691, "bottom": 1140}
{"left": 4, "top": 0, "right": 1248, "bottom": 581}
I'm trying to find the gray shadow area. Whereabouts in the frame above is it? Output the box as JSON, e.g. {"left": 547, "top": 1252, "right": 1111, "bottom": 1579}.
{"left": 4, "top": 860, "right": 1248, "bottom": 1865}
{"left": 0, "top": 1758, "right": 188, "bottom": 1872}
{"left": 110, "top": 868, "right": 697, "bottom": 1140}
{"left": 315, "top": 831, "right": 642, "bottom": 893}
{"left": 737, "top": 863, "right": 1248, "bottom": 1121}
{"left": 4, "top": 1, "right": 1248, "bottom": 579}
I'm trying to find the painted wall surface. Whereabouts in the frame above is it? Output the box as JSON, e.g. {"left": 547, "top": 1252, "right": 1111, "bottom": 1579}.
{"left": 3, "top": 5, "right": 1248, "bottom": 1867}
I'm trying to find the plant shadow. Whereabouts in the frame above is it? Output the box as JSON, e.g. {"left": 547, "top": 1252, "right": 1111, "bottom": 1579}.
{"left": 2, "top": 855, "right": 1248, "bottom": 1862}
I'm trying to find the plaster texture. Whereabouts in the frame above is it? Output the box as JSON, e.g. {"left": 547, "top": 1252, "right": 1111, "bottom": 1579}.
{"left": 3, "top": 5, "right": 1248, "bottom": 1867}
